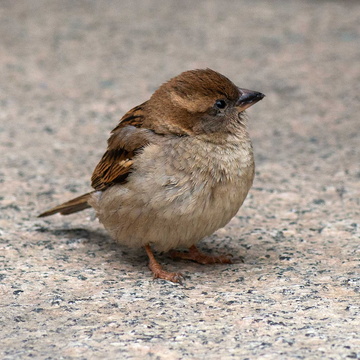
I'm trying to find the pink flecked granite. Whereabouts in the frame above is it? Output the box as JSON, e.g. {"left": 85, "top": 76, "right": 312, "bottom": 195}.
{"left": 0, "top": 1, "right": 359, "bottom": 359}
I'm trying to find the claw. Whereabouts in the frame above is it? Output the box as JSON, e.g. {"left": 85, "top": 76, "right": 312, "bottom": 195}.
{"left": 145, "top": 244, "right": 183, "bottom": 284}
{"left": 152, "top": 269, "right": 184, "bottom": 284}
{"left": 170, "top": 245, "right": 233, "bottom": 265}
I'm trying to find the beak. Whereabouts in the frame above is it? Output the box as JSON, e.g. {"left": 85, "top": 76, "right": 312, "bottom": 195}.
{"left": 236, "top": 88, "right": 265, "bottom": 111}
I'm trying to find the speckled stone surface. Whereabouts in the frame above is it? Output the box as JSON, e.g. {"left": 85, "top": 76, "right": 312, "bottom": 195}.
{"left": 1, "top": 1, "right": 359, "bottom": 359}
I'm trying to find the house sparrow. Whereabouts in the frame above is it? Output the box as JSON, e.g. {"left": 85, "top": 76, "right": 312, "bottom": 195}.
{"left": 39, "top": 69, "right": 264, "bottom": 283}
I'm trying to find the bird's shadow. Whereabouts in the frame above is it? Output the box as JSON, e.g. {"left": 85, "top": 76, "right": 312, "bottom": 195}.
{"left": 38, "top": 227, "right": 148, "bottom": 270}
{"left": 37, "top": 226, "right": 244, "bottom": 276}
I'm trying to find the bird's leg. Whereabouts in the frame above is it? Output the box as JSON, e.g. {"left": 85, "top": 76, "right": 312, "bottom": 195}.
{"left": 144, "top": 245, "right": 183, "bottom": 283}
{"left": 170, "top": 245, "right": 233, "bottom": 265}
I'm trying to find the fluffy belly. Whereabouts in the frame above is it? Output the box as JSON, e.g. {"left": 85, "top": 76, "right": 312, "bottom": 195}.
{"left": 89, "top": 170, "right": 252, "bottom": 251}
{"left": 89, "top": 136, "right": 254, "bottom": 251}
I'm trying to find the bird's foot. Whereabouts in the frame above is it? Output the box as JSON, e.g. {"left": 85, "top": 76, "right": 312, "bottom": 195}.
{"left": 170, "top": 245, "right": 233, "bottom": 265}
{"left": 150, "top": 265, "right": 183, "bottom": 283}
{"left": 145, "top": 245, "right": 183, "bottom": 283}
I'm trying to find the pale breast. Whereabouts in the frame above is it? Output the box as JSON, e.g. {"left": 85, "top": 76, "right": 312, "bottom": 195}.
{"left": 90, "top": 134, "right": 254, "bottom": 251}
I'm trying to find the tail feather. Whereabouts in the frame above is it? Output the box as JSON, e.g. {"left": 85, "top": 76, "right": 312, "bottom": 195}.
{"left": 38, "top": 192, "right": 93, "bottom": 217}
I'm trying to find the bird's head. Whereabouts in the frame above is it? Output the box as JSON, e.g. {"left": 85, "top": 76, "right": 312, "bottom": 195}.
{"left": 146, "top": 68, "right": 264, "bottom": 136}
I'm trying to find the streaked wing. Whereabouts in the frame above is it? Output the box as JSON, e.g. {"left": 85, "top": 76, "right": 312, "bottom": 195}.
{"left": 91, "top": 102, "right": 150, "bottom": 191}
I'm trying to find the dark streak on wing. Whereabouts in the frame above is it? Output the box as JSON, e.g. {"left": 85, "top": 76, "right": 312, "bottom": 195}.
{"left": 91, "top": 102, "right": 148, "bottom": 191}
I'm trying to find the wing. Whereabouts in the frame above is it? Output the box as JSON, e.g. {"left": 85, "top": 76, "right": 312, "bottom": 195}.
{"left": 91, "top": 102, "right": 152, "bottom": 191}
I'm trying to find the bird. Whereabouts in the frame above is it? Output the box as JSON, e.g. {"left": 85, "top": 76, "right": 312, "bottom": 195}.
{"left": 39, "top": 68, "right": 264, "bottom": 283}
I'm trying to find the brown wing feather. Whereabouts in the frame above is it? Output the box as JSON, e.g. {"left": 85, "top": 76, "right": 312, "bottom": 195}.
{"left": 91, "top": 102, "right": 150, "bottom": 191}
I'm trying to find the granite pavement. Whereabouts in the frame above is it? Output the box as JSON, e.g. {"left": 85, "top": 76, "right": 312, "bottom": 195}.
{"left": 0, "top": 1, "right": 359, "bottom": 359}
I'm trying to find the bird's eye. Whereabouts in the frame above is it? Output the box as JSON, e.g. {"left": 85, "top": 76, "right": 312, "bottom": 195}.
{"left": 214, "top": 100, "right": 227, "bottom": 109}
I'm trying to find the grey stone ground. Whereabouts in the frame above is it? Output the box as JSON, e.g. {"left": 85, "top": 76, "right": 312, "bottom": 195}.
{"left": 1, "top": 0, "right": 359, "bottom": 359}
